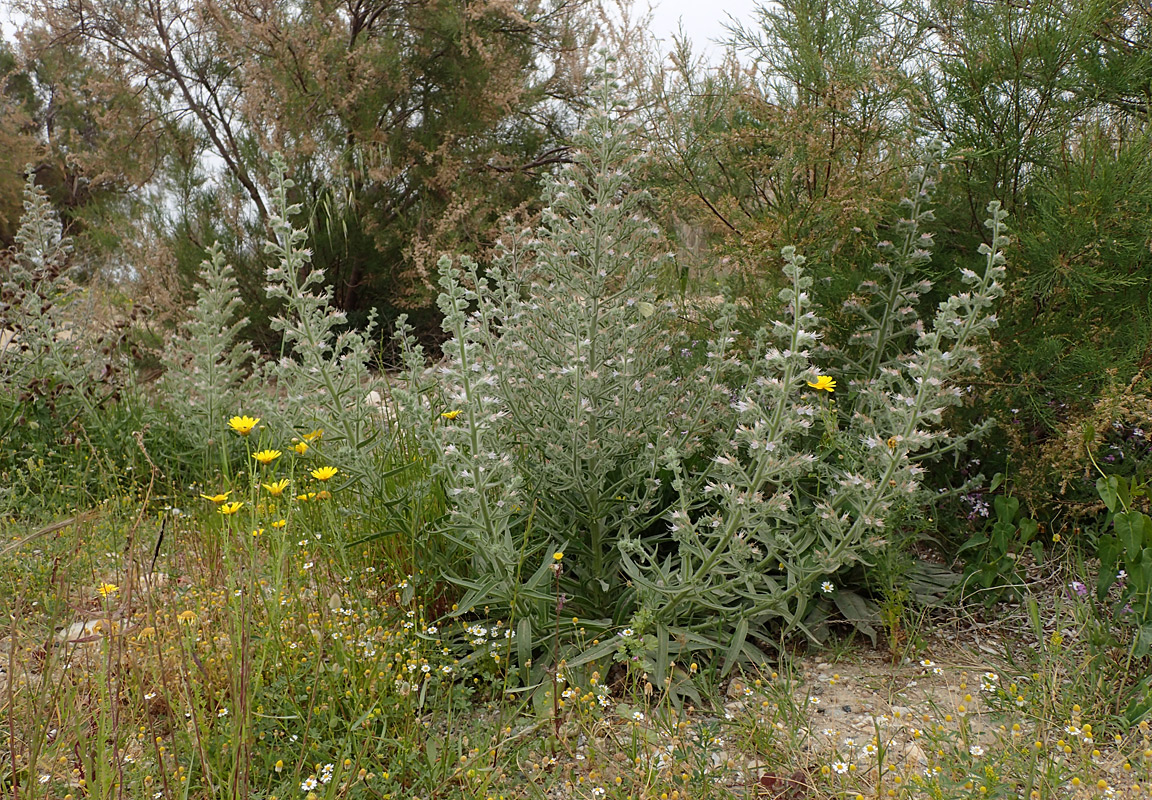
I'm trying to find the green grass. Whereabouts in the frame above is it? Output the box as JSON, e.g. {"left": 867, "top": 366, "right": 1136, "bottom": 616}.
{"left": 5, "top": 473, "right": 1152, "bottom": 800}
{"left": 1, "top": 380, "right": 1151, "bottom": 800}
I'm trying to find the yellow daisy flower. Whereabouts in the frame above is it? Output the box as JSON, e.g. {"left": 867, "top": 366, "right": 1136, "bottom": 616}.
{"left": 293, "top": 440, "right": 309, "bottom": 455}
{"left": 252, "top": 449, "right": 282, "bottom": 465}
{"left": 297, "top": 492, "right": 317, "bottom": 502}
{"left": 302, "top": 429, "right": 323, "bottom": 442}
{"left": 200, "top": 490, "right": 232, "bottom": 504}
{"left": 177, "top": 610, "right": 197, "bottom": 625}
{"left": 97, "top": 582, "right": 119, "bottom": 598}
{"left": 228, "top": 415, "right": 260, "bottom": 435}
{"left": 219, "top": 501, "right": 244, "bottom": 515}
{"left": 311, "top": 466, "right": 339, "bottom": 482}
{"left": 263, "top": 478, "right": 291, "bottom": 496}
{"left": 271, "top": 519, "right": 287, "bottom": 529}
{"left": 441, "top": 410, "right": 462, "bottom": 420}
{"left": 807, "top": 375, "right": 836, "bottom": 393}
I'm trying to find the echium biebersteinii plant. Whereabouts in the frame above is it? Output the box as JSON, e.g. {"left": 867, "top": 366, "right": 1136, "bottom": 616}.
{"left": 394, "top": 58, "right": 722, "bottom": 650}
{"left": 838, "top": 142, "right": 997, "bottom": 488}
{"left": 262, "top": 154, "right": 382, "bottom": 480}
{"left": 159, "top": 242, "right": 257, "bottom": 451}
{"left": 393, "top": 265, "right": 530, "bottom": 627}
{"left": 0, "top": 171, "right": 94, "bottom": 414}
{"left": 621, "top": 166, "right": 1009, "bottom": 671}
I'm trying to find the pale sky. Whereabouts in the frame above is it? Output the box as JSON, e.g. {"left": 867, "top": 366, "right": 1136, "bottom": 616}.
{"left": 644, "top": 0, "right": 764, "bottom": 59}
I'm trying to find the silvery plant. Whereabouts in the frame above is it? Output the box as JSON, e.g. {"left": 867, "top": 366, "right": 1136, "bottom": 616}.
{"left": 159, "top": 242, "right": 257, "bottom": 452}
{"left": 1, "top": 173, "right": 98, "bottom": 417}
{"left": 393, "top": 61, "right": 723, "bottom": 661}
{"left": 260, "top": 154, "right": 384, "bottom": 479}
{"left": 398, "top": 63, "right": 1008, "bottom": 676}
{"left": 620, "top": 150, "right": 1009, "bottom": 673}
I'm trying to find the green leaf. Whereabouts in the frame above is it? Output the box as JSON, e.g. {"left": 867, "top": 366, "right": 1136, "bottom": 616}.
{"left": 1115, "top": 512, "right": 1147, "bottom": 558}
{"left": 956, "top": 533, "right": 989, "bottom": 554}
{"left": 517, "top": 617, "right": 533, "bottom": 685}
{"left": 450, "top": 575, "right": 503, "bottom": 616}
{"left": 1122, "top": 675, "right": 1152, "bottom": 726}
{"left": 832, "top": 590, "right": 878, "bottom": 646}
{"left": 1119, "top": 477, "right": 1133, "bottom": 511}
{"left": 1135, "top": 624, "right": 1152, "bottom": 660}
{"left": 991, "top": 521, "right": 1015, "bottom": 554}
{"left": 1018, "top": 517, "right": 1038, "bottom": 545}
{"left": 1098, "top": 476, "right": 1120, "bottom": 513}
{"left": 566, "top": 637, "right": 620, "bottom": 669}
{"left": 989, "top": 472, "right": 1004, "bottom": 492}
{"left": 655, "top": 624, "right": 670, "bottom": 686}
{"left": 993, "top": 494, "right": 1019, "bottom": 524}
{"left": 721, "top": 618, "right": 749, "bottom": 678}
{"left": 1026, "top": 597, "right": 1042, "bottom": 640}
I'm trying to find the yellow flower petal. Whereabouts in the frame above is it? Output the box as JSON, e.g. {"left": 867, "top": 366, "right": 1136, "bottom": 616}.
{"left": 252, "top": 449, "right": 282, "bottom": 465}
{"left": 262, "top": 478, "right": 291, "bottom": 496}
{"left": 228, "top": 415, "right": 260, "bottom": 435}
{"left": 310, "top": 466, "right": 339, "bottom": 482}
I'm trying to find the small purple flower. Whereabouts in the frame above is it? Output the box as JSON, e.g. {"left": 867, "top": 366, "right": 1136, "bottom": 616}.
{"left": 1068, "top": 580, "right": 1088, "bottom": 598}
